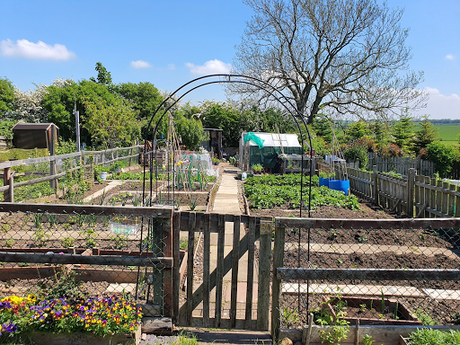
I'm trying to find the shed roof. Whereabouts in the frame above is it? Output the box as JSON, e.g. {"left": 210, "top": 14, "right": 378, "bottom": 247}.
{"left": 242, "top": 132, "right": 301, "bottom": 148}
{"left": 12, "top": 123, "right": 59, "bottom": 131}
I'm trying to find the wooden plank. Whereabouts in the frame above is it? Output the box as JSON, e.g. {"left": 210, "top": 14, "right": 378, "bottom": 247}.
{"left": 456, "top": 185, "right": 460, "bottom": 218}
{"left": 186, "top": 227, "right": 254, "bottom": 312}
{"left": 172, "top": 211, "right": 181, "bottom": 323}
{"left": 442, "top": 181, "right": 449, "bottom": 216}
{"left": 272, "top": 221, "right": 286, "bottom": 341}
{"left": 424, "top": 176, "right": 431, "bottom": 218}
{"left": 178, "top": 316, "right": 258, "bottom": 330}
{"left": 186, "top": 212, "right": 196, "bottom": 325}
{"left": 274, "top": 217, "right": 460, "bottom": 229}
{"left": 0, "top": 202, "right": 172, "bottom": 218}
{"left": 449, "top": 183, "right": 456, "bottom": 217}
{"left": 414, "top": 175, "right": 421, "bottom": 218}
{"left": 257, "top": 220, "right": 272, "bottom": 331}
{"left": 215, "top": 214, "right": 225, "bottom": 327}
{"left": 230, "top": 215, "right": 241, "bottom": 328}
{"left": 277, "top": 268, "right": 460, "bottom": 281}
{"left": 430, "top": 178, "right": 437, "bottom": 217}
{"left": 0, "top": 152, "right": 82, "bottom": 169}
{"left": 245, "top": 216, "right": 256, "bottom": 322}
{"left": 203, "top": 213, "right": 211, "bottom": 326}
{"left": 0, "top": 251, "right": 172, "bottom": 267}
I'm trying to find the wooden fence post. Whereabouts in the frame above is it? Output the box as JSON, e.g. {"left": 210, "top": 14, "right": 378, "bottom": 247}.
{"left": 271, "top": 220, "right": 285, "bottom": 341}
{"left": 3, "top": 167, "right": 11, "bottom": 202}
{"left": 407, "top": 168, "right": 415, "bottom": 217}
{"left": 8, "top": 174, "right": 14, "bottom": 203}
{"left": 372, "top": 165, "right": 378, "bottom": 206}
{"left": 257, "top": 219, "right": 272, "bottom": 331}
{"left": 49, "top": 127, "right": 57, "bottom": 190}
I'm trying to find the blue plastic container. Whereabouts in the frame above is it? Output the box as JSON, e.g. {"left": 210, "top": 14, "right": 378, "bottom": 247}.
{"left": 319, "top": 177, "right": 330, "bottom": 188}
{"left": 329, "top": 179, "right": 350, "bottom": 195}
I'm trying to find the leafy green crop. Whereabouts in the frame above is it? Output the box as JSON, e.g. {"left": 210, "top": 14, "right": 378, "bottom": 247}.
{"left": 244, "top": 175, "right": 359, "bottom": 210}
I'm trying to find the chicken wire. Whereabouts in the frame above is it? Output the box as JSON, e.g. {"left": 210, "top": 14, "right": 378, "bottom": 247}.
{"left": 278, "top": 222, "right": 460, "bottom": 328}
{"left": 0, "top": 204, "right": 170, "bottom": 315}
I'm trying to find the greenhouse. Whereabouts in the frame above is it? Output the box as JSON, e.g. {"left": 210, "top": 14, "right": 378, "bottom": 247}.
{"left": 238, "top": 132, "right": 303, "bottom": 172}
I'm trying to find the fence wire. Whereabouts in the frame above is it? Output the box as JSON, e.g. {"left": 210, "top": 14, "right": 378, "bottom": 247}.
{"left": 0, "top": 205, "right": 167, "bottom": 315}
{"left": 279, "top": 224, "right": 460, "bottom": 328}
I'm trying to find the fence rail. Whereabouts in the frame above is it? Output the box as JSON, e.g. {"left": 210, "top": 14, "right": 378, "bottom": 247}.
{"left": 346, "top": 165, "right": 460, "bottom": 218}
{"left": 0, "top": 145, "right": 141, "bottom": 202}
{"left": 0, "top": 202, "right": 173, "bottom": 316}
{"left": 366, "top": 153, "right": 435, "bottom": 177}
{"left": 272, "top": 217, "right": 460, "bottom": 341}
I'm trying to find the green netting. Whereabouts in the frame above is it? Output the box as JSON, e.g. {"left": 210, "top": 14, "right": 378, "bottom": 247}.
{"left": 249, "top": 146, "right": 302, "bottom": 169}
{"left": 244, "top": 132, "right": 265, "bottom": 149}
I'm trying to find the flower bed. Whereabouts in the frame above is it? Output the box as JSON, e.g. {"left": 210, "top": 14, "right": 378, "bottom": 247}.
{"left": 0, "top": 294, "right": 142, "bottom": 343}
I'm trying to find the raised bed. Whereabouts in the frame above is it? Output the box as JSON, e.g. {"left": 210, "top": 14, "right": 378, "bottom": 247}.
{"left": 324, "top": 296, "right": 422, "bottom": 326}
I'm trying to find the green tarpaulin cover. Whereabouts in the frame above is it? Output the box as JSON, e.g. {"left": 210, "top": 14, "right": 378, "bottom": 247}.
{"left": 244, "top": 132, "right": 265, "bottom": 149}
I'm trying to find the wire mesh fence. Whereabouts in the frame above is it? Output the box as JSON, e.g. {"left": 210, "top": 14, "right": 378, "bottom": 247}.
{"left": 0, "top": 203, "right": 172, "bottom": 316}
{"left": 276, "top": 219, "right": 460, "bottom": 329}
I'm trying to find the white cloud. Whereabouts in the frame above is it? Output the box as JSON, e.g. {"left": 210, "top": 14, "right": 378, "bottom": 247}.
{"left": 446, "top": 54, "right": 455, "bottom": 60}
{"left": 417, "top": 87, "right": 460, "bottom": 119}
{"left": 130, "top": 60, "right": 152, "bottom": 69}
{"left": 185, "top": 59, "right": 232, "bottom": 75}
{"left": 167, "top": 63, "right": 176, "bottom": 70}
{"left": 0, "top": 39, "right": 75, "bottom": 60}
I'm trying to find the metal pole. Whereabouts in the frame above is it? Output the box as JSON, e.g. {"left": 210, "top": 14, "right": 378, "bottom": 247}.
{"left": 75, "top": 110, "right": 81, "bottom": 153}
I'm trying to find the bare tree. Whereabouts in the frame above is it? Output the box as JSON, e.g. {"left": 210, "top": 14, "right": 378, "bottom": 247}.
{"left": 229, "top": 0, "right": 427, "bottom": 124}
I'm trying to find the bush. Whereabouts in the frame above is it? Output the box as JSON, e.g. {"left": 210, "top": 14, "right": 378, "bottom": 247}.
{"left": 343, "top": 141, "right": 368, "bottom": 169}
{"left": 426, "top": 141, "right": 457, "bottom": 178}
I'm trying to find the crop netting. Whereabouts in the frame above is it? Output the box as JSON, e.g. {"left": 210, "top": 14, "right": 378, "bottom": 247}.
{"left": 0, "top": 206, "right": 168, "bottom": 315}
{"left": 279, "top": 224, "right": 460, "bottom": 328}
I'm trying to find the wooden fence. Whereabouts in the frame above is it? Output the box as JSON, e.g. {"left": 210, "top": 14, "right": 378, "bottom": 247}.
{"left": 0, "top": 145, "right": 140, "bottom": 202}
{"left": 346, "top": 165, "right": 460, "bottom": 218}
{"left": 365, "top": 153, "right": 435, "bottom": 177}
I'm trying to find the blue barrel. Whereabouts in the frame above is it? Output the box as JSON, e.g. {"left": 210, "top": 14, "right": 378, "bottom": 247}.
{"left": 329, "top": 179, "right": 350, "bottom": 195}
{"left": 319, "top": 177, "right": 330, "bottom": 187}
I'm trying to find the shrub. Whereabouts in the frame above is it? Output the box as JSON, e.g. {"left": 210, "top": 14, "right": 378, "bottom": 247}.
{"left": 343, "top": 141, "right": 368, "bottom": 169}
{"left": 426, "top": 141, "right": 457, "bottom": 178}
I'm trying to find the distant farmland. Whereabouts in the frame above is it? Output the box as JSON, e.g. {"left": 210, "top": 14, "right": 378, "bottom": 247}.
{"left": 435, "top": 124, "right": 460, "bottom": 147}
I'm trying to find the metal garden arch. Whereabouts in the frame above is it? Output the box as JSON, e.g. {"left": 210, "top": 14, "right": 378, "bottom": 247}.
{"left": 142, "top": 74, "right": 314, "bottom": 217}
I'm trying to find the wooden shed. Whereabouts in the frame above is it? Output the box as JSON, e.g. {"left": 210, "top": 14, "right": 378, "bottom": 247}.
{"left": 12, "top": 123, "right": 59, "bottom": 150}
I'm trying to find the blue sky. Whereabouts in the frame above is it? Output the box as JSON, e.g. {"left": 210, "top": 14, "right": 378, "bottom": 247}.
{"left": 1, "top": 0, "right": 459, "bottom": 120}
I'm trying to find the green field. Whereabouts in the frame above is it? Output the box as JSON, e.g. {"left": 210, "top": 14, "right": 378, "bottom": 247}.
{"left": 435, "top": 124, "right": 460, "bottom": 146}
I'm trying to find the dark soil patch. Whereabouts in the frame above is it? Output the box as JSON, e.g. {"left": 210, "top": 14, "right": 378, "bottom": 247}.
{"left": 248, "top": 200, "right": 398, "bottom": 219}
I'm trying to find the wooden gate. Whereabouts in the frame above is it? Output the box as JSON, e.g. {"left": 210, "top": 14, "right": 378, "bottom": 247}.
{"left": 172, "top": 211, "right": 272, "bottom": 330}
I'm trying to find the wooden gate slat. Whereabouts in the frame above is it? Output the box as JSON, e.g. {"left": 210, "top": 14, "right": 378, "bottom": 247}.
{"left": 245, "top": 217, "right": 256, "bottom": 322}
{"left": 186, "top": 212, "right": 196, "bottom": 325}
{"left": 230, "top": 215, "right": 241, "bottom": 328}
{"left": 215, "top": 214, "right": 225, "bottom": 327}
{"left": 203, "top": 213, "right": 211, "bottom": 326}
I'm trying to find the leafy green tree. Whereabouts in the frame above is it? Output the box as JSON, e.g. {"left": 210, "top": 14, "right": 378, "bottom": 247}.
{"left": 0, "top": 77, "right": 15, "bottom": 118}
{"left": 312, "top": 114, "right": 333, "bottom": 143}
{"left": 413, "top": 115, "right": 438, "bottom": 153}
{"left": 84, "top": 97, "right": 139, "bottom": 149}
{"left": 345, "top": 121, "right": 370, "bottom": 142}
{"left": 89, "top": 62, "right": 113, "bottom": 86}
{"left": 115, "top": 82, "right": 164, "bottom": 138}
{"left": 392, "top": 112, "right": 414, "bottom": 153}
{"left": 175, "top": 113, "right": 205, "bottom": 150}
{"left": 241, "top": 105, "right": 297, "bottom": 134}
{"left": 200, "top": 101, "right": 243, "bottom": 147}
{"left": 426, "top": 141, "right": 457, "bottom": 178}
{"left": 42, "top": 80, "right": 126, "bottom": 144}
